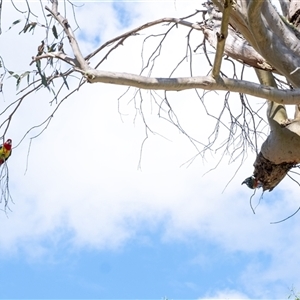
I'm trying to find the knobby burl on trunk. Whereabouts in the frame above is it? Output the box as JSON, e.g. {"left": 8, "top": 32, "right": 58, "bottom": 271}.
{"left": 206, "top": 0, "right": 300, "bottom": 191}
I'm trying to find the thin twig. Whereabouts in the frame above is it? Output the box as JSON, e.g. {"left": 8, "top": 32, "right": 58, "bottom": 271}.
{"left": 270, "top": 206, "right": 300, "bottom": 224}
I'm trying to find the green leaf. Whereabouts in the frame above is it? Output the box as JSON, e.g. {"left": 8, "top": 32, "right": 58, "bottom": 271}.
{"left": 12, "top": 19, "right": 21, "bottom": 25}
{"left": 48, "top": 43, "right": 57, "bottom": 52}
{"left": 7, "top": 19, "right": 22, "bottom": 31}
{"left": 52, "top": 25, "right": 58, "bottom": 39}
{"left": 19, "top": 22, "right": 37, "bottom": 34}
{"left": 35, "top": 61, "right": 41, "bottom": 75}
{"left": 61, "top": 73, "right": 69, "bottom": 90}
{"left": 41, "top": 72, "right": 48, "bottom": 87}
{"left": 27, "top": 73, "right": 30, "bottom": 85}
{"left": 7, "top": 70, "right": 20, "bottom": 80}
{"left": 16, "top": 77, "right": 21, "bottom": 90}
{"left": 15, "top": 71, "right": 31, "bottom": 90}
{"left": 21, "top": 71, "right": 30, "bottom": 78}
{"left": 21, "top": 24, "right": 30, "bottom": 34}
{"left": 28, "top": 22, "right": 37, "bottom": 33}
{"left": 20, "top": 71, "right": 30, "bottom": 80}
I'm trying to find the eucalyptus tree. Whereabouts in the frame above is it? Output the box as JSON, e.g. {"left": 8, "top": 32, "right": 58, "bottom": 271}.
{"left": 1, "top": 0, "right": 300, "bottom": 208}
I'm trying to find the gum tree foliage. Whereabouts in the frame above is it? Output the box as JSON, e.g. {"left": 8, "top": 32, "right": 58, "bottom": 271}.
{"left": 1, "top": 0, "right": 300, "bottom": 209}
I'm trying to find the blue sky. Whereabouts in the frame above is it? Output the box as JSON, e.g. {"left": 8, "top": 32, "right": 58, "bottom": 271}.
{"left": 0, "top": 235, "right": 252, "bottom": 298}
{"left": 0, "top": 0, "right": 300, "bottom": 299}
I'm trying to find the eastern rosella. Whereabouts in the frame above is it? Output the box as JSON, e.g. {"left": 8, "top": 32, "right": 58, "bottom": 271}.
{"left": 242, "top": 175, "right": 262, "bottom": 189}
{"left": 0, "top": 139, "right": 12, "bottom": 166}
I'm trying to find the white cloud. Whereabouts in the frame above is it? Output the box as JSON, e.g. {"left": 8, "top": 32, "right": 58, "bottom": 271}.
{"left": 203, "top": 288, "right": 249, "bottom": 299}
{"left": 1, "top": 1, "right": 300, "bottom": 298}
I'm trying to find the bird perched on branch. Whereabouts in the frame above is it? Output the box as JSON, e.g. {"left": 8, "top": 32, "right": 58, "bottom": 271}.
{"left": 37, "top": 40, "right": 45, "bottom": 56}
{"left": 242, "top": 175, "right": 262, "bottom": 189}
{"left": 0, "top": 139, "right": 12, "bottom": 166}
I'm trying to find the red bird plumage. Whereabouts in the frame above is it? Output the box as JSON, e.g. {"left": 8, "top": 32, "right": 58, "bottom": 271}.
{"left": 0, "top": 139, "right": 12, "bottom": 166}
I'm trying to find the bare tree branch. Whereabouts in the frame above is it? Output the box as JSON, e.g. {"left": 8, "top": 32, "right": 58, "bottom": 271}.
{"left": 212, "top": 0, "right": 232, "bottom": 78}
{"left": 30, "top": 51, "right": 77, "bottom": 67}
{"left": 203, "top": 25, "right": 274, "bottom": 72}
{"left": 45, "top": 0, "right": 89, "bottom": 70}
{"left": 255, "top": 69, "right": 288, "bottom": 126}
{"left": 84, "top": 15, "right": 203, "bottom": 62}
{"left": 2, "top": 0, "right": 300, "bottom": 200}
{"left": 85, "top": 69, "right": 300, "bottom": 105}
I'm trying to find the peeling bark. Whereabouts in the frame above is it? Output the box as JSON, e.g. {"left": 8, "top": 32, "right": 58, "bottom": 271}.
{"left": 203, "top": 1, "right": 300, "bottom": 191}
{"left": 253, "top": 152, "right": 294, "bottom": 191}
{"left": 289, "top": 0, "right": 300, "bottom": 29}
{"left": 202, "top": 24, "right": 274, "bottom": 71}
{"left": 261, "top": 121, "right": 300, "bottom": 164}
